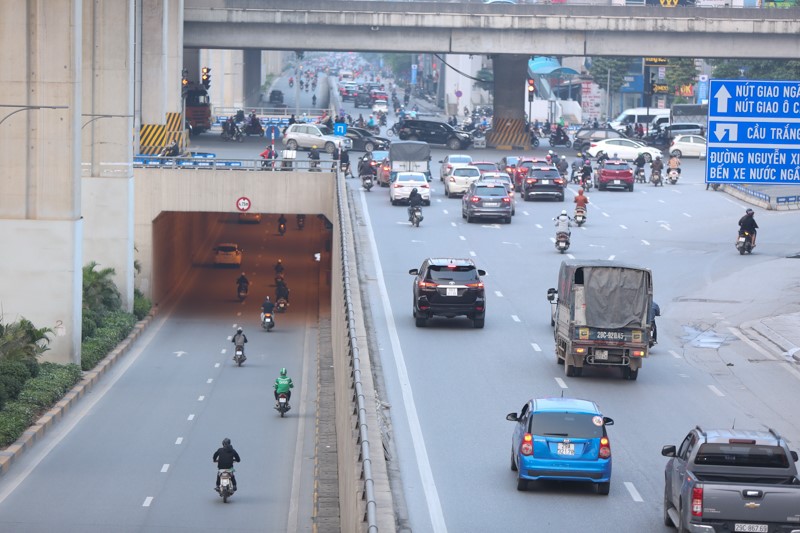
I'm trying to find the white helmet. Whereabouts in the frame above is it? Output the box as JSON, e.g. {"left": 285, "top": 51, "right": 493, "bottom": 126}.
{"left": 561, "top": 210, "right": 567, "bottom": 216}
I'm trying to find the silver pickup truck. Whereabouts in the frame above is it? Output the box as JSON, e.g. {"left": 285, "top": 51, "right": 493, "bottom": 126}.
{"left": 662, "top": 426, "right": 800, "bottom": 533}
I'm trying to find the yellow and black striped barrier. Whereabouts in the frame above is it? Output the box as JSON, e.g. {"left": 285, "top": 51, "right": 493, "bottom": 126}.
{"left": 139, "top": 112, "right": 186, "bottom": 154}
{"left": 487, "top": 118, "right": 530, "bottom": 150}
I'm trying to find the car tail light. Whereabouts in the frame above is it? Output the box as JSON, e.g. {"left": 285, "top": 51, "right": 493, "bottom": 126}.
{"left": 691, "top": 487, "right": 703, "bottom": 517}
{"left": 448, "top": 176, "right": 455, "bottom": 182}
{"left": 520, "top": 433, "right": 533, "bottom": 456}
{"left": 502, "top": 197, "right": 510, "bottom": 204}
{"left": 393, "top": 183, "right": 403, "bottom": 188}
{"left": 590, "top": 143, "right": 597, "bottom": 147}
{"left": 471, "top": 196, "right": 480, "bottom": 203}
{"left": 599, "top": 437, "right": 611, "bottom": 459}
{"left": 418, "top": 281, "right": 437, "bottom": 289}
{"left": 526, "top": 178, "right": 536, "bottom": 184}
{"left": 632, "top": 350, "right": 645, "bottom": 357}
{"left": 420, "top": 183, "right": 429, "bottom": 188}
{"left": 575, "top": 347, "right": 586, "bottom": 354}
{"left": 382, "top": 165, "right": 389, "bottom": 171}
{"left": 555, "top": 178, "right": 564, "bottom": 185}
{"left": 465, "top": 281, "right": 484, "bottom": 288}
{"left": 475, "top": 305, "right": 484, "bottom": 311}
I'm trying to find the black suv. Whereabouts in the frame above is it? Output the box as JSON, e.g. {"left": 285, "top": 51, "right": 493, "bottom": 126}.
{"left": 409, "top": 258, "right": 487, "bottom": 328}
{"left": 353, "top": 90, "right": 373, "bottom": 109}
{"left": 398, "top": 120, "right": 472, "bottom": 150}
{"left": 522, "top": 166, "right": 565, "bottom": 201}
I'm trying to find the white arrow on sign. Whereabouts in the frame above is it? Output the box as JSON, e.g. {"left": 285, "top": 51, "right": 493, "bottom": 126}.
{"left": 714, "top": 85, "right": 731, "bottom": 113}
{"left": 714, "top": 123, "right": 738, "bottom": 142}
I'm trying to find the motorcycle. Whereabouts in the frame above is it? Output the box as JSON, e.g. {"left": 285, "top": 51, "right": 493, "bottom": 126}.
{"left": 574, "top": 207, "right": 586, "bottom": 227}
{"left": 635, "top": 167, "right": 647, "bottom": 183}
{"left": 341, "top": 162, "right": 353, "bottom": 179}
{"left": 667, "top": 168, "right": 680, "bottom": 185}
{"left": 548, "top": 134, "right": 572, "bottom": 148}
{"left": 275, "top": 392, "right": 291, "bottom": 417}
{"left": 387, "top": 123, "right": 399, "bottom": 137}
{"left": 242, "top": 121, "right": 264, "bottom": 137}
{"left": 296, "top": 215, "right": 305, "bottom": 230}
{"left": 366, "top": 124, "right": 380, "bottom": 135}
{"left": 362, "top": 175, "right": 374, "bottom": 192}
{"left": 278, "top": 222, "right": 287, "bottom": 236}
{"left": 309, "top": 159, "right": 321, "bottom": 172}
{"left": 233, "top": 345, "right": 246, "bottom": 367}
{"left": 221, "top": 127, "right": 243, "bottom": 143}
{"left": 237, "top": 284, "right": 248, "bottom": 301}
{"left": 276, "top": 298, "right": 288, "bottom": 313}
{"left": 217, "top": 469, "right": 235, "bottom": 503}
{"left": 261, "top": 312, "right": 275, "bottom": 332}
{"left": 736, "top": 231, "right": 754, "bottom": 255}
{"left": 312, "top": 95, "right": 317, "bottom": 107}
{"left": 650, "top": 169, "right": 663, "bottom": 187}
{"left": 410, "top": 206, "right": 423, "bottom": 227}
{"left": 555, "top": 232, "right": 570, "bottom": 253}
{"left": 289, "top": 79, "right": 294, "bottom": 88}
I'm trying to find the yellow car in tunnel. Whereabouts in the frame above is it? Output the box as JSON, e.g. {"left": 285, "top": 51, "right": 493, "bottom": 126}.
{"left": 214, "top": 243, "right": 243, "bottom": 266}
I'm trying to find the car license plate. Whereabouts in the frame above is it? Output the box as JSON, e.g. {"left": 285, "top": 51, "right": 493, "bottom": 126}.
{"left": 595, "top": 349, "right": 608, "bottom": 360}
{"left": 734, "top": 525, "right": 768, "bottom": 533}
{"left": 484, "top": 202, "right": 499, "bottom": 207}
{"left": 542, "top": 180, "right": 550, "bottom": 184}
{"left": 614, "top": 180, "right": 621, "bottom": 185}
{"left": 446, "top": 287, "right": 458, "bottom": 297}
{"left": 557, "top": 443, "right": 575, "bottom": 455}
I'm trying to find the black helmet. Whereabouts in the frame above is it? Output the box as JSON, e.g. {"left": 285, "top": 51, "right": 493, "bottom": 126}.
{"left": 411, "top": 188, "right": 418, "bottom": 194}
{"left": 746, "top": 208, "right": 754, "bottom": 215}
{"left": 222, "top": 438, "right": 231, "bottom": 447}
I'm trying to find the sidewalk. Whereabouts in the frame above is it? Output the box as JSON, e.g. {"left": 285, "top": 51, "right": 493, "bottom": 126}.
{"left": 740, "top": 312, "right": 800, "bottom": 362}
{"left": 724, "top": 183, "right": 800, "bottom": 211}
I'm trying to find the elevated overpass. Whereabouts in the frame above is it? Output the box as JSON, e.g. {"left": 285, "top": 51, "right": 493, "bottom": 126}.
{"left": 184, "top": 0, "right": 800, "bottom": 59}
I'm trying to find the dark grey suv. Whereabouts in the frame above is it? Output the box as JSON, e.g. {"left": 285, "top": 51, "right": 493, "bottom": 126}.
{"left": 398, "top": 120, "right": 472, "bottom": 150}
{"left": 462, "top": 182, "right": 513, "bottom": 224}
{"left": 409, "top": 258, "right": 487, "bottom": 328}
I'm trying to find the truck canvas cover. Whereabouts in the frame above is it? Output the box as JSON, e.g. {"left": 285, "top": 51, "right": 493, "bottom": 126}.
{"left": 559, "top": 260, "right": 652, "bottom": 329}
{"left": 389, "top": 141, "right": 431, "bottom": 162}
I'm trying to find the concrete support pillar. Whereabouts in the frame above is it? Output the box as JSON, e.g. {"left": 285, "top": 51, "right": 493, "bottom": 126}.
{"left": 0, "top": 0, "right": 83, "bottom": 365}
{"left": 81, "top": 0, "right": 135, "bottom": 312}
{"left": 141, "top": 0, "right": 168, "bottom": 125}
{"left": 487, "top": 54, "right": 530, "bottom": 149}
{"left": 243, "top": 49, "right": 262, "bottom": 108}
{"left": 183, "top": 48, "right": 200, "bottom": 82}
{"left": 166, "top": 0, "right": 183, "bottom": 114}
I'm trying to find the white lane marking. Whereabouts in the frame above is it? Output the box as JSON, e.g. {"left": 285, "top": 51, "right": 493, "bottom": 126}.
{"left": 641, "top": 240, "right": 650, "bottom": 246}
{"left": 555, "top": 377, "right": 568, "bottom": 389}
{"left": 359, "top": 190, "right": 448, "bottom": 532}
{"left": 549, "top": 237, "right": 556, "bottom": 243}
{"left": 450, "top": 222, "right": 457, "bottom": 227}
{"left": 174, "top": 351, "right": 185, "bottom": 358}
{"left": 669, "top": 350, "right": 681, "bottom": 359}
{"left": 660, "top": 224, "right": 672, "bottom": 231}
{"left": 161, "top": 464, "right": 169, "bottom": 473}
{"left": 523, "top": 211, "right": 529, "bottom": 216}
{"left": 207, "top": 378, "right": 213, "bottom": 384}
{"left": 602, "top": 212, "right": 610, "bottom": 217}
{"left": 567, "top": 254, "right": 575, "bottom": 259}
{"left": 727, "top": 328, "right": 800, "bottom": 383}
{"left": 683, "top": 212, "right": 692, "bottom": 218}
{"left": 619, "top": 224, "right": 628, "bottom": 230}
{"left": 608, "top": 255, "right": 616, "bottom": 260}
{"left": 187, "top": 414, "right": 195, "bottom": 421}
{"left": 658, "top": 199, "right": 666, "bottom": 204}
{"left": 469, "top": 251, "right": 476, "bottom": 257}
{"left": 143, "top": 497, "right": 154, "bottom": 507}
{"left": 531, "top": 343, "right": 541, "bottom": 352}
{"left": 671, "top": 189, "right": 682, "bottom": 194}
{"left": 442, "top": 209, "right": 449, "bottom": 215}
{"left": 511, "top": 315, "right": 521, "bottom": 322}
{"left": 221, "top": 349, "right": 227, "bottom": 354}
{"left": 214, "top": 363, "right": 221, "bottom": 368}
{"left": 459, "top": 235, "right": 466, "bottom": 241}
{"left": 624, "top": 482, "right": 644, "bottom": 502}
{"left": 708, "top": 385, "right": 725, "bottom": 397}
{"left": 436, "top": 198, "right": 442, "bottom": 203}
{"left": 494, "top": 291, "right": 503, "bottom": 297}
{"left": 198, "top": 396, "right": 205, "bottom": 402}
{"left": 535, "top": 223, "right": 542, "bottom": 229}
{"left": 175, "top": 437, "right": 183, "bottom": 445}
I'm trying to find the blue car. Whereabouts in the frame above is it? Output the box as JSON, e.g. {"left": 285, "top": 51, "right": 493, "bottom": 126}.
{"left": 506, "top": 397, "right": 614, "bottom": 494}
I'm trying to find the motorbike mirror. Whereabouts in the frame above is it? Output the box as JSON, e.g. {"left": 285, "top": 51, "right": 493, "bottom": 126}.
{"left": 603, "top": 417, "right": 614, "bottom": 426}
{"left": 661, "top": 445, "right": 677, "bottom": 457}
{"left": 505, "top": 412, "right": 518, "bottom": 422}
{"left": 408, "top": 268, "right": 419, "bottom": 275}
{"left": 478, "top": 269, "right": 487, "bottom": 276}
{"left": 546, "top": 288, "right": 557, "bottom": 301}
{"left": 791, "top": 451, "right": 799, "bottom": 462}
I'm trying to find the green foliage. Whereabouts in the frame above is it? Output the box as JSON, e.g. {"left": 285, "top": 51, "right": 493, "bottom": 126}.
{"left": 588, "top": 57, "right": 635, "bottom": 94}
{"left": 473, "top": 68, "right": 494, "bottom": 92}
{"left": 82, "top": 261, "right": 121, "bottom": 320}
{"left": 0, "top": 317, "right": 52, "bottom": 362}
{"left": 664, "top": 58, "right": 698, "bottom": 94}
{"left": 133, "top": 289, "right": 152, "bottom": 321}
{"left": 82, "top": 308, "right": 99, "bottom": 341}
{"left": 0, "top": 361, "right": 33, "bottom": 405}
{"left": 0, "top": 363, "right": 81, "bottom": 447}
{"left": 80, "top": 310, "right": 136, "bottom": 371}
{"left": 709, "top": 59, "right": 800, "bottom": 81}
{"left": 382, "top": 54, "right": 412, "bottom": 82}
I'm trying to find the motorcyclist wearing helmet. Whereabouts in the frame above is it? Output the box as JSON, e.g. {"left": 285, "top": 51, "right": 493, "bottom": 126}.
{"left": 596, "top": 151, "right": 610, "bottom": 166}
{"left": 358, "top": 152, "right": 375, "bottom": 178}
{"left": 278, "top": 214, "right": 288, "bottom": 234}
{"left": 580, "top": 159, "right": 593, "bottom": 188}
{"left": 650, "top": 155, "right": 664, "bottom": 175}
{"left": 274, "top": 367, "right": 294, "bottom": 407}
{"left": 262, "top": 296, "right": 275, "bottom": 314}
{"left": 274, "top": 259, "right": 285, "bottom": 276}
{"left": 407, "top": 187, "right": 423, "bottom": 221}
{"left": 367, "top": 114, "right": 377, "bottom": 129}
{"left": 232, "top": 327, "right": 248, "bottom": 360}
{"left": 213, "top": 437, "right": 241, "bottom": 492}
{"left": 633, "top": 152, "right": 647, "bottom": 174}
{"left": 309, "top": 145, "right": 321, "bottom": 170}
{"left": 574, "top": 188, "right": 589, "bottom": 212}
{"left": 236, "top": 272, "right": 249, "bottom": 292}
{"left": 556, "top": 155, "right": 569, "bottom": 176}
{"left": 738, "top": 208, "right": 759, "bottom": 247}
{"left": 276, "top": 278, "right": 290, "bottom": 303}
{"left": 554, "top": 209, "right": 573, "bottom": 237}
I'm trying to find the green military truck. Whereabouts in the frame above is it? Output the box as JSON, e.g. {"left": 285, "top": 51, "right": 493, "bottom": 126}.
{"left": 547, "top": 260, "right": 653, "bottom": 380}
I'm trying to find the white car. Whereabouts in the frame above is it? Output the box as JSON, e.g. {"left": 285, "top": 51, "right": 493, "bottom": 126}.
{"left": 439, "top": 154, "right": 473, "bottom": 182}
{"left": 479, "top": 171, "right": 516, "bottom": 200}
{"left": 586, "top": 138, "right": 662, "bottom": 162}
{"left": 444, "top": 165, "right": 482, "bottom": 198}
{"left": 670, "top": 135, "right": 707, "bottom": 159}
{"left": 390, "top": 172, "right": 431, "bottom": 205}
{"left": 214, "top": 243, "right": 243, "bottom": 266}
{"left": 283, "top": 123, "right": 352, "bottom": 154}
{"left": 372, "top": 101, "right": 389, "bottom": 114}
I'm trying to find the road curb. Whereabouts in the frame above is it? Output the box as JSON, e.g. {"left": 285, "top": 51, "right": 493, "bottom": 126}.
{"left": 740, "top": 317, "right": 800, "bottom": 362}
{"left": 0, "top": 306, "right": 160, "bottom": 478}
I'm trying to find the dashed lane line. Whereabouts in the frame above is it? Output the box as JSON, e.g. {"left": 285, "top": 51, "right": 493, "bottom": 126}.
{"left": 198, "top": 396, "right": 205, "bottom": 402}
{"left": 511, "top": 315, "right": 521, "bottom": 322}
{"left": 175, "top": 437, "right": 183, "bottom": 445}
{"left": 207, "top": 378, "right": 213, "bottom": 384}
{"left": 619, "top": 224, "right": 628, "bottom": 230}
{"left": 624, "top": 482, "right": 644, "bottom": 502}
{"left": 143, "top": 497, "right": 154, "bottom": 507}
{"left": 214, "top": 363, "right": 220, "bottom": 368}
{"left": 161, "top": 464, "right": 169, "bottom": 473}
{"left": 523, "top": 211, "right": 529, "bottom": 216}
{"left": 469, "top": 251, "right": 476, "bottom": 257}
{"left": 494, "top": 291, "right": 503, "bottom": 297}
{"left": 669, "top": 350, "right": 681, "bottom": 359}
{"left": 608, "top": 255, "right": 615, "bottom": 260}
{"left": 555, "top": 377, "right": 568, "bottom": 389}
{"left": 641, "top": 240, "right": 650, "bottom": 246}
{"left": 443, "top": 210, "right": 449, "bottom": 215}
{"left": 450, "top": 222, "right": 457, "bottom": 227}
{"left": 708, "top": 385, "right": 725, "bottom": 397}
{"left": 187, "top": 414, "right": 195, "bottom": 421}
{"left": 535, "top": 223, "right": 542, "bottom": 229}
{"left": 459, "top": 236, "right": 466, "bottom": 241}
{"left": 531, "top": 343, "right": 541, "bottom": 352}
{"left": 683, "top": 212, "right": 692, "bottom": 218}
{"left": 602, "top": 212, "right": 610, "bottom": 218}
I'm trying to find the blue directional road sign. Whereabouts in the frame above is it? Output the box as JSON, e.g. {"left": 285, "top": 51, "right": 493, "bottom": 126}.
{"left": 333, "top": 123, "right": 347, "bottom": 136}
{"left": 707, "top": 79, "right": 800, "bottom": 185}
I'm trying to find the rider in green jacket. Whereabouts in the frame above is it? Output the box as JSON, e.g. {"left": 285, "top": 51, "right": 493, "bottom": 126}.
{"left": 274, "top": 368, "right": 294, "bottom": 406}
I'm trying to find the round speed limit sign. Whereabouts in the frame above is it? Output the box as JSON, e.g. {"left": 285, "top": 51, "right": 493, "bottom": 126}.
{"left": 236, "top": 197, "right": 251, "bottom": 212}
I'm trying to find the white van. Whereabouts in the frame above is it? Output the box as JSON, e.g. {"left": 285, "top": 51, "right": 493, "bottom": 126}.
{"left": 609, "top": 108, "right": 670, "bottom": 132}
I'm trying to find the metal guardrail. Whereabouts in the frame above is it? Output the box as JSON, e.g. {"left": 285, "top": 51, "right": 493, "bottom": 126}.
{"left": 336, "top": 172, "right": 378, "bottom": 532}
{"left": 132, "top": 156, "right": 337, "bottom": 172}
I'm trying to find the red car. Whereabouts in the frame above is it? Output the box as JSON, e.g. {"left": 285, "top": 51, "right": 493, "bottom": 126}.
{"left": 513, "top": 158, "right": 551, "bottom": 192}
{"left": 595, "top": 160, "right": 634, "bottom": 191}
{"left": 472, "top": 161, "right": 500, "bottom": 175}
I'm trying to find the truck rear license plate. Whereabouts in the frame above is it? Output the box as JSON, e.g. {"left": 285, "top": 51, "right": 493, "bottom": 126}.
{"left": 595, "top": 349, "right": 608, "bottom": 360}
{"left": 557, "top": 443, "right": 575, "bottom": 455}
{"left": 734, "top": 525, "right": 768, "bottom": 533}
{"left": 446, "top": 288, "right": 458, "bottom": 297}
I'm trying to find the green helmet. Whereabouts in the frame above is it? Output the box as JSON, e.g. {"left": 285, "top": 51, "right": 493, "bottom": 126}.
{"left": 280, "top": 368, "right": 287, "bottom": 377}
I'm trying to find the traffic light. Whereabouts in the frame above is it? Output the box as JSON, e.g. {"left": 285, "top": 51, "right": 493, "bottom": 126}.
{"left": 527, "top": 78, "right": 536, "bottom": 102}
{"left": 181, "top": 69, "right": 189, "bottom": 97}
{"left": 201, "top": 67, "right": 211, "bottom": 89}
